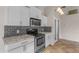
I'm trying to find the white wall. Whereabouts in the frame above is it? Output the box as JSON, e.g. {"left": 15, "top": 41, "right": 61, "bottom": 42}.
{"left": 0, "top": 7, "right": 6, "bottom": 52}
{"left": 63, "top": 6, "right": 79, "bottom": 15}
{"left": 36, "top": 6, "right": 60, "bottom": 24}
{"left": 43, "top": 6, "right": 60, "bottom": 43}
{"left": 60, "top": 14, "right": 79, "bottom": 42}
{"left": 44, "top": 6, "right": 60, "bottom": 26}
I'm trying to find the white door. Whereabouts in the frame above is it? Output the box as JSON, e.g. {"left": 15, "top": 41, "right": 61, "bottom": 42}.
{"left": 54, "top": 18, "right": 59, "bottom": 41}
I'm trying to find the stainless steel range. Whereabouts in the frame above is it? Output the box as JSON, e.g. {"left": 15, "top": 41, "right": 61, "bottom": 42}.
{"left": 26, "top": 17, "right": 45, "bottom": 53}
{"left": 34, "top": 33, "right": 45, "bottom": 53}
{"left": 26, "top": 28, "right": 45, "bottom": 53}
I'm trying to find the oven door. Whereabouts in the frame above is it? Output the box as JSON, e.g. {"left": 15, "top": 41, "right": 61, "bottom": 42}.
{"left": 37, "top": 37, "right": 45, "bottom": 46}
{"left": 34, "top": 35, "right": 45, "bottom": 53}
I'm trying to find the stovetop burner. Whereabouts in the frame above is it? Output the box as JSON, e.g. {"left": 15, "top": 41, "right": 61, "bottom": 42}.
{"left": 35, "top": 33, "right": 45, "bottom": 37}
{"left": 26, "top": 28, "right": 45, "bottom": 36}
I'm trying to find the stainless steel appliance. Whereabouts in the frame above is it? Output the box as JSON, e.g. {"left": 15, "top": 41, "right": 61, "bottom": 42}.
{"left": 26, "top": 28, "right": 38, "bottom": 36}
{"left": 34, "top": 33, "right": 45, "bottom": 53}
{"left": 26, "top": 29, "right": 45, "bottom": 53}
{"left": 30, "top": 18, "right": 41, "bottom": 26}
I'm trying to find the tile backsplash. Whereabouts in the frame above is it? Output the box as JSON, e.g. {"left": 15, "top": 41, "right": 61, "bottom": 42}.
{"left": 4, "top": 26, "right": 51, "bottom": 37}
{"left": 38, "top": 27, "right": 51, "bottom": 32}
{"left": 4, "top": 26, "right": 29, "bottom": 37}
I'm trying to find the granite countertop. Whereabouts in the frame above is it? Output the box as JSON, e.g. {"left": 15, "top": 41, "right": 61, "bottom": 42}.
{"left": 3, "top": 34, "right": 34, "bottom": 45}
{"left": 3, "top": 32, "right": 52, "bottom": 45}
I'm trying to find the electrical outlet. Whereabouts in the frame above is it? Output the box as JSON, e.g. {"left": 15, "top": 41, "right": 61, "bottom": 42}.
{"left": 16, "top": 30, "right": 20, "bottom": 34}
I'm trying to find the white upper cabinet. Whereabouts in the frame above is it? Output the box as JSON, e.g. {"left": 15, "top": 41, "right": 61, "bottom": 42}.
{"left": 5, "top": 7, "right": 30, "bottom": 26}
{"left": 30, "top": 7, "right": 42, "bottom": 19}
{"left": 7, "top": 7, "right": 21, "bottom": 25}
{"left": 4, "top": 6, "right": 43, "bottom": 26}
{"left": 41, "top": 16, "right": 48, "bottom": 26}
{"left": 20, "top": 7, "right": 30, "bottom": 26}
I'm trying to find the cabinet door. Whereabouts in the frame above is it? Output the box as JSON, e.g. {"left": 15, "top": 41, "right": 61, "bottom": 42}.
{"left": 23, "top": 42, "right": 34, "bottom": 53}
{"left": 41, "top": 16, "right": 48, "bottom": 26}
{"left": 30, "top": 7, "right": 42, "bottom": 19}
{"left": 26, "top": 45, "right": 34, "bottom": 53}
{"left": 8, "top": 47, "right": 23, "bottom": 53}
{"left": 45, "top": 35, "right": 50, "bottom": 47}
{"left": 7, "top": 7, "right": 21, "bottom": 25}
{"left": 20, "top": 7, "right": 30, "bottom": 26}
{"left": 47, "top": 34, "right": 56, "bottom": 45}
{"left": 45, "top": 34, "right": 54, "bottom": 47}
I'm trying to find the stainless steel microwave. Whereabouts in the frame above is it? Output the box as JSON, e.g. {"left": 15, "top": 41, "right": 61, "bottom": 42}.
{"left": 30, "top": 18, "right": 41, "bottom": 26}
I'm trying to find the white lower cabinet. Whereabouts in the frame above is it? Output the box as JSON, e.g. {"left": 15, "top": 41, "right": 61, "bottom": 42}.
{"left": 8, "top": 47, "right": 23, "bottom": 53}
{"left": 45, "top": 33, "right": 53, "bottom": 47}
{"left": 7, "top": 41, "right": 34, "bottom": 53}
{"left": 25, "top": 45, "right": 34, "bottom": 53}
{"left": 45, "top": 34, "right": 50, "bottom": 47}
{"left": 23, "top": 42, "right": 34, "bottom": 53}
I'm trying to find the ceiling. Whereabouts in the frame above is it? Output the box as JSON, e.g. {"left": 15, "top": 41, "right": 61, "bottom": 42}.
{"left": 36, "top": 6, "right": 58, "bottom": 16}
{"left": 62, "top": 6, "right": 79, "bottom": 15}
{"left": 36, "top": 6, "right": 79, "bottom": 16}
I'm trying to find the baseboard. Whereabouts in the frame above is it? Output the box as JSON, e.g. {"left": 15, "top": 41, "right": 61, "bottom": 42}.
{"left": 50, "top": 40, "right": 58, "bottom": 46}
{"left": 60, "top": 38, "right": 79, "bottom": 43}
